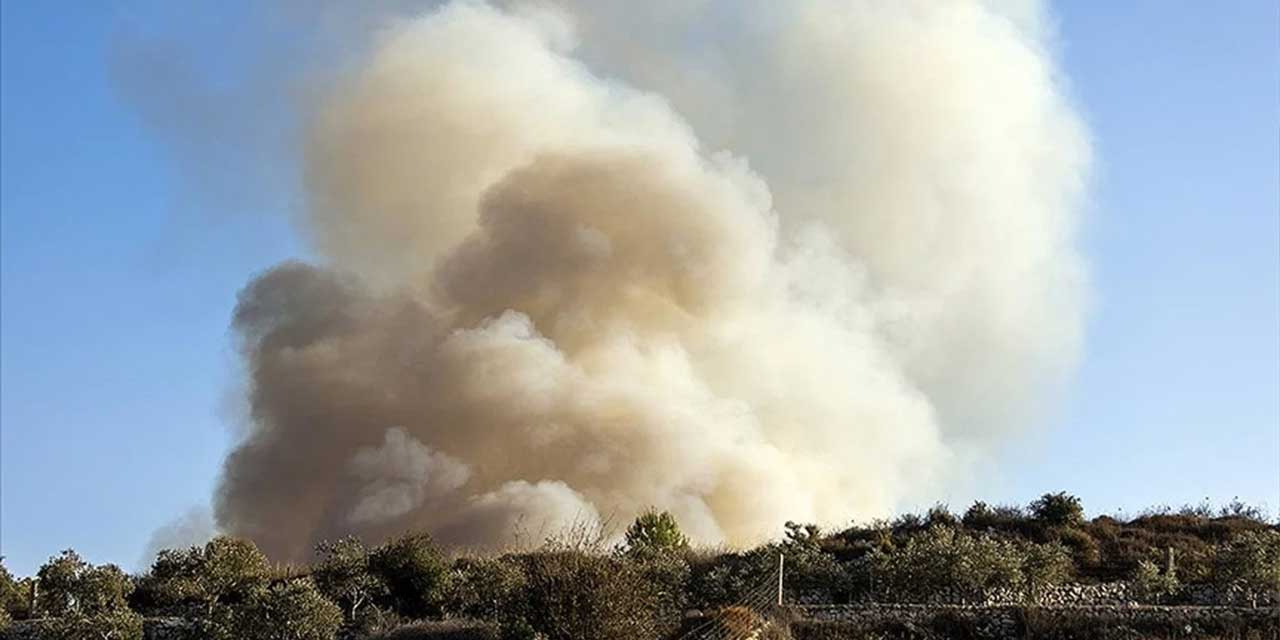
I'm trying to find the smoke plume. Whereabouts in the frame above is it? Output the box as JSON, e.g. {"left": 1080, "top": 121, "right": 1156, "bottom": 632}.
{"left": 214, "top": 0, "right": 1090, "bottom": 562}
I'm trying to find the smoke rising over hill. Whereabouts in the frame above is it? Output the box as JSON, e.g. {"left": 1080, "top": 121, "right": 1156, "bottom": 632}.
{"left": 213, "top": 0, "right": 1089, "bottom": 562}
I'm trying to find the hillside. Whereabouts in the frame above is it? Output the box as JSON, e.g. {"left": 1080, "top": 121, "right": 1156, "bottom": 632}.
{"left": 1, "top": 493, "right": 1277, "bottom": 640}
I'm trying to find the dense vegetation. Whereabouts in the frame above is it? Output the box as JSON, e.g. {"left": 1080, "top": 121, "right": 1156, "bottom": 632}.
{"left": 1, "top": 496, "right": 1276, "bottom": 640}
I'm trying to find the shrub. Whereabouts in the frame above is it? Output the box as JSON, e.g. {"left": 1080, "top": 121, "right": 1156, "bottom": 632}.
{"left": 1020, "top": 540, "right": 1073, "bottom": 599}
{"left": 624, "top": 509, "right": 689, "bottom": 558}
{"left": 1213, "top": 529, "right": 1280, "bottom": 605}
{"left": 1029, "top": 492, "right": 1085, "bottom": 527}
{"left": 1049, "top": 526, "right": 1101, "bottom": 571}
{"left": 369, "top": 533, "right": 450, "bottom": 619}
{"left": 629, "top": 549, "right": 691, "bottom": 623}
{"left": 925, "top": 504, "right": 958, "bottom": 528}
{"left": 313, "top": 536, "right": 388, "bottom": 623}
{"left": 961, "top": 502, "right": 1029, "bottom": 533}
{"left": 46, "top": 608, "right": 144, "bottom": 640}
{"left": 1131, "top": 559, "right": 1179, "bottom": 603}
{"left": 511, "top": 550, "right": 666, "bottom": 640}
{"left": 0, "top": 559, "right": 32, "bottom": 621}
{"left": 35, "top": 550, "right": 134, "bottom": 618}
{"left": 232, "top": 578, "right": 343, "bottom": 640}
{"left": 875, "top": 528, "right": 1022, "bottom": 602}
{"left": 132, "top": 536, "right": 270, "bottom": 618}
{"left": 443, "top": 556, "right": 527, "bottom": 622}
{"left": 32, "top": 550, "right": 142, "bottom": 640}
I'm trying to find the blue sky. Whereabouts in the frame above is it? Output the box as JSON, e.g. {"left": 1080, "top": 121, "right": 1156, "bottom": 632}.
{"left": 1, "top": 2, "right": 1277, "bottom": 576}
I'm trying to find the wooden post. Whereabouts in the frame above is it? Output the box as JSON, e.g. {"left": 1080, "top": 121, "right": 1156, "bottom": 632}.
{"left": 777, "top": 553, "right": 785, "bottom": 606}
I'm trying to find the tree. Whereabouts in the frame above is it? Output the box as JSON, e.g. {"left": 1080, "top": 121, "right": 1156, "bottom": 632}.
{"left": 513, "top": 551, "right": 665, "bottom": 640}
{"left": 133, "top": 536, "right": 269, "bottom": 620}
{"left": 625, "top": 510, "right": 689, "bottom": 558}
{"left": 33, "top": 550, "right": 142, "bottom": 640}
{"left": 1020, "top": 541, "right": 1073, "bottom": 601}
{"left": 1029, "top": 492, "right": 1085, "bottom": 527}
{"left": 1132, "top": 559, "right": 1179, "bottom": 604}
{"left": 444, "top": 556, "right": 528, "bottom": 622}
{"left": 1213, "top": 530, "right": 1280, "bottom": 606}
{"left": 232, "top": 579, "right": 343, "bottom": 640}
{"left": 871, "top": 528, "right": 1023, "bottom": 603}
{"left": 36, "top": 549, "right": 88, "bottom": 617}
{"left": 313, "top": 537, "right": 387, "bottom": 622}
{"left": 0, "top": 557, "right": 28, "bottom": 620}
{"left": 368, "top": 533, "right": 449, "bottom": 619}
{"left": 197, "top": 537, "right": 271, "bottom": 615}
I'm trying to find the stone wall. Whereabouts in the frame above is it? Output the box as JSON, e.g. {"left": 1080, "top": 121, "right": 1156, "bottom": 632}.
{"left": 817, "top": 581, "right": 1275, "bottom": 608}
{"left": 788, "top": 604, "right": 1280, "bottom": 640}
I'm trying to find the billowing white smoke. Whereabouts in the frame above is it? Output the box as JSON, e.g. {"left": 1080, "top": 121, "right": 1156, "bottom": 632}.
{"left": 215, "top": 0, "right": 1089, "bottom": 562}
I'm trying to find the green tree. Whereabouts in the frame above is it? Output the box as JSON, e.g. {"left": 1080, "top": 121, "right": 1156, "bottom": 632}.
{"left": 133, "top": 536, "right": 269, "bottom": 619}
{"left": 1029, "top": 492, "right": 1085, "bottom": 527}
{"left": 197, "top": 537, "right": 270, "bottom": 615}
{"left": 625, "top": 510, "right": 689, "bottom": 558}
{"left": 1132, "top": 559, "right": 1179, "bottom": 604}
{"left": 36, "top": 550, "right": 87, "bottom": 617}
{"left": 1213, "top": 530, "right": 1280, "bottom": 606}
{"left": 514, "top": 551, "right": 664, "bottom": 640}
{"left": 313, "top": 536, "right": 387, "bottom": 622}
{"left": 871, "top": 528, "right": 1023, "bottom": 602}
{"left": 0, "top": 557, "right": 26, "bottom": 620}
{"left": 1020, "top": 541, "right": 1073, "bottom": 601}
{"left": 444, "top": 556, "right": 528, "bottom": 622}
{"left": 47, "top": 608, "right": 144, "bottom": 640}
{"left": 232, "top": 579, "right": 342, "bottom": 640}
{"left": 33, "top": 550, "right": 142, "bottom": 640}
{"left": 368, "top": 533, "right": 449, "bottom": 618}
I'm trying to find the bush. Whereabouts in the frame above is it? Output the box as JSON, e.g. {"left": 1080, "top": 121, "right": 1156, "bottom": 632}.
{"left": 1029, "top": 492, "right": 1085, "bottom": 528}
{"left": 511, "top": 550, "right": 667, "bottom": 640}
{"left": 370, "top": 533, "right": 450, "bottom": 619}
{"left": 624, "top": 510, "right": 689, "bottom": 558}
{"left": 226, "top": 578, "right": 342, "bottom": 640}
{"left": 443, "top": 556, "right": 527, "bottom": 622}
{"left": 1131, "top": 559, "right": 1179, "bottom": 603}
{"left": 35, "top": 550, "right": 134, "bottom": 618}
{"left": 31, "top": 550, "right": 142, "bottom": 640}
{"left": 1213, "top": 529, "right": 1280, "bottom": 605}
{"left": 46, "top": 608, "right": 144, "bottom": 640}
{"left": 870, "top": 528, "right": 1024, "bottom": 602}
{"left": 313, "top": 536, "right": 388, "bottom": 624}
{"left": 132, "top": 536, "right": 270, "bottom": 618}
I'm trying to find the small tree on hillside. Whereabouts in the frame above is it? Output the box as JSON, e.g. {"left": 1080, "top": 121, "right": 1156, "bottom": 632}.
{"left": 1029, "top": 492, "right": 1085, "bottom": 527}
{"left": 36, "top": 550, "right": 88, "bottom": 617}
{"left": 625, "top": 510, "right": 689, "bottom": 558}
{"left": 368, "top": 533, "right": 449, "bottom": 619}
{"left": 0, "top": 558, "right": 28, "bottom": 620}
{"left": 1132, "top": 559, "right": 1179, "bottom": 604}
{"left": 197, "top": 537, "right": 271, "bottom": 615}
{"left": 1020, "top": 541, "right": 1073, "bottom": 601}
{"left": 1213, "top": 530, "right": 1280, "bottom": 607}
{"left": 313, "top": 536, "right": 388, "bottom": 623}
{"left": 232, "top": 578, "right": 343, "bottom": 640}
{"left": 34, "top": 550, "right": 143, "bottom": 640}
{"left": 133, "top": 536, "right": 269, "bottom": 621}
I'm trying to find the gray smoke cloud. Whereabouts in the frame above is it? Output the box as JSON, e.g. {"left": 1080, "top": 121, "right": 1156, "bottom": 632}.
{"left": 213, "top": 0, "right": 1090, "bottom": 562}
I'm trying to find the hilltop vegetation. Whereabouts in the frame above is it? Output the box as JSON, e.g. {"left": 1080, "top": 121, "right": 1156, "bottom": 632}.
{"left": 1, "top": 495, "right": 1276, "bottom": 640}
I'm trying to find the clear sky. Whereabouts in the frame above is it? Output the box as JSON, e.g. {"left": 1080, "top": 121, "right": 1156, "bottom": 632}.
{"left": 2, "top": 1, "right": 1277, "bottom": 576}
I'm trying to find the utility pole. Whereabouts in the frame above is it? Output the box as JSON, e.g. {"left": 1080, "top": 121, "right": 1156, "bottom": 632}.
{"left": 777, "top": 553, "right": 785, "bottom": 606}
